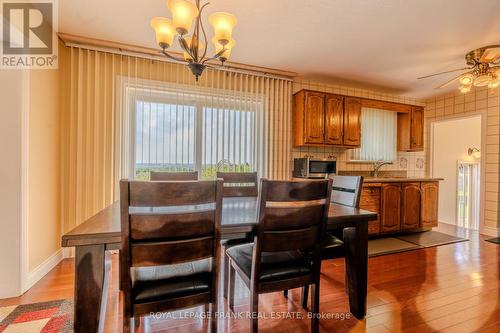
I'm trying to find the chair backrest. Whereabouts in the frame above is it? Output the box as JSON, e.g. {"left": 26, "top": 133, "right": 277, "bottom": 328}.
{"left": 120, "top": 179, "right": 223, "bottom": 274}
{"left": 329, "top": 175, "right": 364, "bottom": 208}
{"left": 255, "top": 179, "right": 332, "bottom": 255}
{"left": 216, "top": 172, "right": 258, "bottom": 197}
{"left": 150, "top": 171, "right": 198, "bottom": 181}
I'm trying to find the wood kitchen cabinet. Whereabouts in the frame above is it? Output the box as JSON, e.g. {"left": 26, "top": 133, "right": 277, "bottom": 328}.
{"left": 397, "top": 106, "right": 424, "bottom": 152}
{"left": 420, "top": 181, "right": 439, "bottom": 227}
{"left": 343, "top": 97, "right": 362, "bottom": 146}
{"left": 401, "top": 183, "right": 421, "bottom": 230}
{"left": 325, "top": 94, "right": 344, "bottom": 145}
{"left": 380, "top": 184, "right": 401, "bottom": 233}
{"left": 292, "top": 90, "right": 361, "bottom": 147}
{"left": 360, "top": 184, "right": 381, "bottom": 234}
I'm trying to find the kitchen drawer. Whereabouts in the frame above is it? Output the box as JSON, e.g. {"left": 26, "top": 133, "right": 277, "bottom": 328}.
{"left": 368, "top": 220, "right": 380, "bottom": 234}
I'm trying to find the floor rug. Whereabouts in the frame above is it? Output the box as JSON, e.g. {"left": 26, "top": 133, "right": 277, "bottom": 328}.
{"left": 368, "top": 237, "right": 422, "bottom": 257}
{"left": 396, "top": 231, "right": 468, "bottom": 247}
{"left": 485, "top": 237, "right": 500, "bottom": 244}
{"left": 0, "top": 299, "right": 72, "bottom": 333}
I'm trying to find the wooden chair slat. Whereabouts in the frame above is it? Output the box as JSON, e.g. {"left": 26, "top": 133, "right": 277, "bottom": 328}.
{"left": 261, "top": 226, "right": 321, "bottom": 252}
{"left": 130, "top": 211, "right": 215, "bottom": 240}
{"left": 150, "top": 171, "right": 198, "bottom": 181}
{"left": 263, "top": 206, "right": 325, "bottom": 230}
{"left": 329, "top": 175, "right": 364, "bottom": 208}
{"left": 265, "top": 180, "right": 330, "bottom": 202}
{"left": 131, "top": 237, "right": 214, "bottom": 266}
{"left": 216, "top": 172, "right": 257, "bottom": 183}
{"left": 129, "top": 181, "right": 216, "bottom": 207}
{"left": 216, "top": 172, "right": 258, "bottom": 197}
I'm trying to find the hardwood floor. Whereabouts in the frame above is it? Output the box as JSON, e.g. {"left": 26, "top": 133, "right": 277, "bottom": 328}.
{"left": 1, "top": 224, "right": 499, "bottom": 332}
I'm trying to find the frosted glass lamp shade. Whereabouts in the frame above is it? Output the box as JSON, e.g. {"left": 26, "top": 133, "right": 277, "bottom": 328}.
{"left": 212, "top": 37, "right": 235, "bottom": 61}
{"left": 150, "top": 17, "right": 175, "bottom": 48}
{"left": 209, "top": 12, "right": 237, "bottom": 45}
{"left": 167, "top": 0, "right": 198, "bottom": 35}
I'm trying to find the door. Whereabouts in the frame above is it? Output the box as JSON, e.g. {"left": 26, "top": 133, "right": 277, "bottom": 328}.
{"left": 380, "top": 184, "right": 401, "bottom": 233}
{"left": 457, "top": 162, "right": 480, "bottom": 229}
{"left": 410, "top": 106, "right": 424, "bottom": 150}
{"left": 325, "top": 94, "right": 343, "bottom": 145}
{"left": 420, "top": 182, "right": 439, "bottom": 227}
{"left": 401, "top": 183, "right": 420, "bottom": 230}
{"left": 343, "top": 97, "right": 361, "bottom": 146}
{"left": 304, "top": 91, "right": 325, "bottom": 144}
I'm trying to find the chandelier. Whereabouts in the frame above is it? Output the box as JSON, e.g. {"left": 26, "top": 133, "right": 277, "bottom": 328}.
{"left": 150, "top": 0, "right": 237, "bottom": 81}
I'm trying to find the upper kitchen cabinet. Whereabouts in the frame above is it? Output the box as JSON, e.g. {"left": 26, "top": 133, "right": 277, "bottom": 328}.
{"left": 343, "top": 97, "right": 362, "bottom": 146}
{"left": 292, "top": 89, "right": 361, "bottom": 147}
{"left": 397, "top": 106, "right": 424, "bottom": 151}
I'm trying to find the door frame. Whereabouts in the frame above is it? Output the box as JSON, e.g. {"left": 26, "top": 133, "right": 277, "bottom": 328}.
{"left": 429, "top": 113, "right": 485, "bottom": 234}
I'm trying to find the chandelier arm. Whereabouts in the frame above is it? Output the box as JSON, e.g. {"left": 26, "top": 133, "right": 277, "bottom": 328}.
{"left": 178, "top": 36, "right": 195, "bottom": 60}
{"left": 198, "top": 2, "right": 210, "bottom": 61}
{"left": 201, "top": 48, "right": 226, "bottom": 65}
{"left": 160, "top": 48, "right": 187, "bottom": 63}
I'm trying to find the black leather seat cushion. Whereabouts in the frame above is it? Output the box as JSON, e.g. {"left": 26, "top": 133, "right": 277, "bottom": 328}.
{"left": 132, "top": 258, "right": 212, "bottom": 303}
{"left": 320, "top": 233, "right": 344, "bottom": 259}
{"left": 226, "top": 243, "right": 311, "bottom": 282}
{"left": 221, "top": 237, "right": 253, "bottom": 248}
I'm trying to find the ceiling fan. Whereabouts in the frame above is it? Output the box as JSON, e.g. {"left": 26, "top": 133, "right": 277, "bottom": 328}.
{"left": 418, "top": 45, "right": 500, "bottom": 93}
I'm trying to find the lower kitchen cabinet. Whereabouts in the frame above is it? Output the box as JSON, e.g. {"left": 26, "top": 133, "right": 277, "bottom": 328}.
{"left": 380, "top": 184, "right": 401, "bottom": 233}
{"left": 401, "top": 182, "right": 421, "bottom": 230}
{"left": 360, "top": 180, "right": 440, "bottom": 236}
{"left": 420, "top": 181, "right": 439, "bottom": 227}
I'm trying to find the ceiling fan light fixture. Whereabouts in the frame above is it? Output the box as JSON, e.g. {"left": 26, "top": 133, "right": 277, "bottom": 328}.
{"left": 459, "top": 74, "right": 473, "bottom": 85}
{"left": 459, "top": 85, "right": 471, "bottom": 93}
{"left": 473, "top": 73, "right": 492, "bottom": 87}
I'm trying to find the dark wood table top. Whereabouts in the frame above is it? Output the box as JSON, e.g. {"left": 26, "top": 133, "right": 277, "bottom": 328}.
{"left": 62, "top": 197, "right": 377, "bottom": 247}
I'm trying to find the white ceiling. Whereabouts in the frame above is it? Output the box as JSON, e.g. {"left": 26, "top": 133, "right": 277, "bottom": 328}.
{"left": 59, "top": 0, "right": 500, "bottom": 99}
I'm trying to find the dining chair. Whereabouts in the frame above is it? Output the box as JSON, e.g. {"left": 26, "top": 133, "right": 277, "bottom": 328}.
{"left": 216, "top": 171, "right": 258, "bottom": 197}
{"left": 216, "top": 171, "right": 259, "bottom": 299}
{"left": 299, "top": 175, "right": 364, "bottom": 309}
{"left": 120, "top": 179, "right": 223, "bottom": 333}
{"left": 226, "top": 179, "right": 333, "bottom": 333}
{"left": 150, "top": 170, "right": 198, "bottom": 181}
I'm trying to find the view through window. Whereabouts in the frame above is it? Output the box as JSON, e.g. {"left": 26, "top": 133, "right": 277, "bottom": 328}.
{"left": 134, "top": 93, "right": 258, "bottom": 180}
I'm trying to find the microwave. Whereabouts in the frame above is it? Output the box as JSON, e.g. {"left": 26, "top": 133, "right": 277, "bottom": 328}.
{"left": 293, "top": 158, "right": 337, "bottom": 179}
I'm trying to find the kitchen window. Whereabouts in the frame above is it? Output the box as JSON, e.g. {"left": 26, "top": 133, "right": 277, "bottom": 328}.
{"left": 120, "top": 79, "right": 261, "bottom": 180}
{"left": 349, "top": 107, "right": 397, "bottom": 162}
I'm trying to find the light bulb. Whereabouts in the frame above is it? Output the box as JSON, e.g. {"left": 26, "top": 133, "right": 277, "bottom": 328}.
{"left": 150, "top": 17, "right": 175, "bottom": 48}
{"left": 167, "top": 0, "right": 198, "bottom": 35}
{"left": 209, "top": 12, "right": 237, "bottom": 45}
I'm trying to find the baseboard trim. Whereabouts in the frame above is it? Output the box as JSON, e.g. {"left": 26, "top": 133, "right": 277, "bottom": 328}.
{"left": 481, "top": 226, "right": 500, "bottom": 237}
{"left": 62, "top": 247, "right": 75, "bottom": 258}
{"left": 25, "top": 248, "right": 64, "bottom": 292}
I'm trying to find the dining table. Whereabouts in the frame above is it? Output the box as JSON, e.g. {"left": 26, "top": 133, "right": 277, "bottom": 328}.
{"left": 61, "top": 197, "right": 377, "bottom": 333}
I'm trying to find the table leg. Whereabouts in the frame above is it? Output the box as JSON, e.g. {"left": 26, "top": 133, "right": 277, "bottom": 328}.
{"left": 344, "top": 221, "right": 368, "bottom": 319}
{"left": 74, "top": 244, "right": 107, "bottom": 333}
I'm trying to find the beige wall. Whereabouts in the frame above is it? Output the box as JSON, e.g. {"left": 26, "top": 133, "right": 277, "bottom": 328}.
{"left": 431, "top": 116, "right": 481, "bottom": 225}
{"left": 0, "top": 70, "right": 24, "bottom": 298}
{"left": 425, "top": 86, "right": 500, "bottom": 231}
{"left": 28, "top": 69, "right": 61, "bottom": 271}
{"left": 291, "top": 78, "right": 427, "bottom": 177}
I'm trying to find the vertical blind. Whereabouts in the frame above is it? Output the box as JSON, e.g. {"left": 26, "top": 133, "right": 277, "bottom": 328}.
{"left": 125, "top": 81, "right": 260, "bottom": 180}
{"left": 59, "top": 44, "right": 293, "bottom": 232}
{"left": 350, "top": 107, "right": 397, "bottom": 162}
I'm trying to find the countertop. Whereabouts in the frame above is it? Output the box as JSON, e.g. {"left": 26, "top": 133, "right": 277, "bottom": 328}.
{"left": 363, "top": 177, "right": 444, "bottom": 183}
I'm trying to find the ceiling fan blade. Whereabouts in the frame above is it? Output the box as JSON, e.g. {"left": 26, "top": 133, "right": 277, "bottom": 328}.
{"left": 480, "top": 46, "right": 500, "bottom": 63}
{"left": 435, "top": 71, "right": 473, "bottom": 89}
{"left": 418, "top": 67, "right": 471, "bottom": 79}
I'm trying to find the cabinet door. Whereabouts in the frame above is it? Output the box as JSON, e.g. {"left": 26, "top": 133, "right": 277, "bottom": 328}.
{"left": 343, "top": 97, "right": 361, "bottom": 146}
{"left": 325, "top": 94, "right": 343, "bottom": 145}
{"left": 360, "top": 185, "right": 381, "bottom": 235}
{"left": 410, "top": 106, "right": 424, "bottom": 150}
{"left": 380, "top": 184, "right": 401, "bottom": 233}
{"left": 401, "top": 183, "right": 421, "bottom": 230}
{"left": 420, "top": 182, "right": 439, "bottom": 227}
{"left": 304, "top": 91, "right": 325, "bottom": 144}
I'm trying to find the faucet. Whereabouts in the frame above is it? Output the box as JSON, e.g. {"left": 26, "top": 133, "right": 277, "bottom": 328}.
{"left": 372, "top": 160, "right": 392, "bottom": 177}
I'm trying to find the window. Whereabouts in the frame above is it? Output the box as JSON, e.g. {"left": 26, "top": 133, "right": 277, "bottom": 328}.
{"left": 349, "top": 108, "right": 397, "bottom": 162}
{"left": 126, "top": 82, "right": 260, "bottom": 180}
